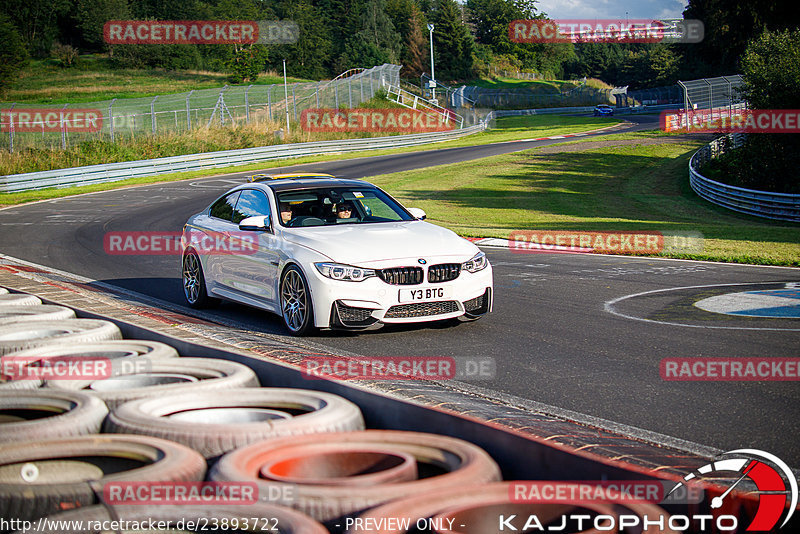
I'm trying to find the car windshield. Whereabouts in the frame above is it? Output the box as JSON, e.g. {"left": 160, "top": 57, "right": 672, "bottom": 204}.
{"left": 275, "top": 186, "right": 414, "bottom": 227}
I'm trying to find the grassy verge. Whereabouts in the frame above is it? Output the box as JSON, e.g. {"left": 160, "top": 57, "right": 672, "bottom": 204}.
{"left": 3, "top": 58, "right": 311, "bottom": 104}
{"left": 0, "top": 114, "right": 620, "bottom": 191}
{"left": 363, "top": 130, "right": 800, "bottom": 266}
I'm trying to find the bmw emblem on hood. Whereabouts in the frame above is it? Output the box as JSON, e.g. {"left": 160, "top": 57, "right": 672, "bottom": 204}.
{"left": 418, "top": 258, "right": 427, "bottom": 265}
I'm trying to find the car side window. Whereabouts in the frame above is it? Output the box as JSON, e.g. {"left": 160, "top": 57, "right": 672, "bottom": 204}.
{"left": 233, "top": 189, "right": 272, "bottom": 224}
{"left": 209, "top": 192, "right": 240, "bottom": 221}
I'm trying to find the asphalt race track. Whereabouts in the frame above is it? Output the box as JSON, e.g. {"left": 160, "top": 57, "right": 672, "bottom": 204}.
{"left": 1, "top": 114, "right": 798, "bottom": 465}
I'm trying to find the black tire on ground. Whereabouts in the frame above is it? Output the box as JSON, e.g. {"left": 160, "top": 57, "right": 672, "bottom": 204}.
{"left": 47, "top": 357, "right": 259, "bottom": 410}
{"left": 0, "top": 294, "right": 42, "bottom": 306}
{"left": 0, "top": 434, "right": 206, "bottom": 524}
{"left": 0, "top": 390, "right": 108, "bottom": 443}
{"left": 182, "top": 250, "right": 219, "bottom": 308}
{"left": 0, "top": 319, "right": 122, "bottom": 356}
{"left": 0, "top": 305, "right": 76, "bottom": 325}
{"left": 209, "top": 430, "right": 502, "bottom": 523}
{"left": 16, "top": 504, "right": 329, "bottom": 534}
{"left": 106, "top": 388, "right": 365, "bottom": 459}
{"left": 280, "top": 265, "right": 315, "bottom": 336}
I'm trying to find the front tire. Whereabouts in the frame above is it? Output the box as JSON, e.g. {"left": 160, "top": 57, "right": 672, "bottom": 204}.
{"left": 280, "top": 265, "right": 315, "bottom": 336}
{"left": 182, "top": 250, "right": 218, "bottom": 308}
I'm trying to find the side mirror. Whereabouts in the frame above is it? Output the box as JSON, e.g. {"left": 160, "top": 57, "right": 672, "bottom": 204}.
{"left": 407, "top": 207, "right": 427, "bottom": 220}
{"left": 239, "top": 216, "right": 271, "bottom": 232}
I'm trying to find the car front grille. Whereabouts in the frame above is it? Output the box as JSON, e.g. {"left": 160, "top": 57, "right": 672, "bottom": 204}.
{"left": 384, "top": 300, "right": 460, "bottom": 319}
{"left": 428, "top": 263, "right": 460, "bottom": 283}
{"left": 377, "top": 267, "right": 423, "bottom": 285}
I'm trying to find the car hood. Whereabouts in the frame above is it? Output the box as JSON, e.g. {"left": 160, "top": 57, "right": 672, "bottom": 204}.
{"left": 282, "top": 221, "right": 479, "bottom": 265}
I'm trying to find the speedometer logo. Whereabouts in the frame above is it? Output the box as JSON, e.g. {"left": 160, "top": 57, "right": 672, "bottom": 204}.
{"left": 667, "top": 449, "right": 797, "bottom": 531}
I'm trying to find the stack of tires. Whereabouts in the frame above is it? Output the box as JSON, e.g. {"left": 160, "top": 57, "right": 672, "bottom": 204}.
{"left": 0, "top": 287, "right": 675, "bottom": 533}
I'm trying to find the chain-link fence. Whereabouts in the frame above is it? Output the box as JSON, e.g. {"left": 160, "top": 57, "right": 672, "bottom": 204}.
{"left": 678, "top": 75, "right": 745, "bottom": 113}
{"left": 0, "top": 64, "right": 402, "bottom": 152}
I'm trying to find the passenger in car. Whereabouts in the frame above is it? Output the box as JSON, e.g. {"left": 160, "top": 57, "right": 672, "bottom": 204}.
{"left": 336, "top": 202, "right": 354, "bottom": 219}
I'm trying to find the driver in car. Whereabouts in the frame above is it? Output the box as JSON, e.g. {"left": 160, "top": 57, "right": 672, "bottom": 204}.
{"left": 280, "top": 203, "right": 293, "bottom": 225}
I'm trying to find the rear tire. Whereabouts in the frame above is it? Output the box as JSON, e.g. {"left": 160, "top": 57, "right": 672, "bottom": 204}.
{"left": 182, "top": 250, "right": 219, "bottom": 308}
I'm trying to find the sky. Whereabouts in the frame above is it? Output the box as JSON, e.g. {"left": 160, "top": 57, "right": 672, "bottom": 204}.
{"left": 533, "top": 0, "right": 689, "bottom": 20}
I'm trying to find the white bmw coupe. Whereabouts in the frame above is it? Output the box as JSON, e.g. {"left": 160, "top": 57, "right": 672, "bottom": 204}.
{"left": 181, "top": 174, "right": 493, "bottom": 335}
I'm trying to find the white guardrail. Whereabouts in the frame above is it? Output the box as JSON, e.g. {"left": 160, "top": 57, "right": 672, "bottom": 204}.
{"left": 689, "top": 133, "right": 800, "bottom": 222}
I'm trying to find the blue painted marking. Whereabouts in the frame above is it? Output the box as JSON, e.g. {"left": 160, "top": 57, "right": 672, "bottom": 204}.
{"left": 750, "top": 289, "right": 800, "bottom": 300}
{"left": 729, "top": 306, "right": 800, "bottom": 318}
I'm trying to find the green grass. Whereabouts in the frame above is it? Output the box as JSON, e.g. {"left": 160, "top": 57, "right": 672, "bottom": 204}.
{"left": 362, "top": 130, "right": 800, "bottom": 266}
{"left": 2, "top": 57, "right": 311, "bottom": 104}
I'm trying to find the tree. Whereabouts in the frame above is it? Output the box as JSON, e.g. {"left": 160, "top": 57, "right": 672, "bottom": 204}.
{"left": 429, "top": 0, "right": 474, "bottom": 81}
{"left": 404, "top": 4, "right": 429, "bottom": 77}
{"left": 272, "top": 0, "right": 333, "bottom": 80}
{"left": 340, "top": 0, "right": 403, "bottom": 69}
{"left": 740, "top": 29, "right": 800, "bottom": 109}
{"left": 72, "top": 0, "right": 131, "bottom": 51}
{"left": 0, "top": 13, "right": 28, "bottom": 93}
{"left": 0, "top": 0, "right": 71, "bottom": 56}
{"left": 704, "top": 29, "right": 800, "bottom": 194}
{"left": 679, "top": 0, "right": 800, "bottom": 78}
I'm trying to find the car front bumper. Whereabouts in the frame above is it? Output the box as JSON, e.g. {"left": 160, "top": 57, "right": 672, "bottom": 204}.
{"left": 305, "top": 263, "right": 494, "bottom": 329}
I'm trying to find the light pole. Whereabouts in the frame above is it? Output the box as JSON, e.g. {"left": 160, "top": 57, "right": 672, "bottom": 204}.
{"left": 427, "top": 23, "right": 435, "bottom": 101}
{"left": 283, "top": 59, "right": 290, "bottom": 135}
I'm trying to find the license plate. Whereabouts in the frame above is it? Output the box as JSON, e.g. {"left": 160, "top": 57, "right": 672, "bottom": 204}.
{"left": 399, "top": 287, "right": 451, "bottom": 303}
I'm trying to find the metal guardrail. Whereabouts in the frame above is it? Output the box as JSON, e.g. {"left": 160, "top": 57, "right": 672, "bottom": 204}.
{"left": 0, "top": 124, "right": 486, "bottom": 193}
{"left": 689, "top": 133, "right": 800, "bottom": 222}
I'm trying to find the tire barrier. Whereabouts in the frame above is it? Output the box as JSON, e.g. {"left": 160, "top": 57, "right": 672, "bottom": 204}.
{"left": 0, "top": 319, "right": 122, "bottom": 355}
{"left": 0, "top": 377, "right": 41, "bottom": 390}
{"left": 351, "top": 482, "right": 677, "bottom": 534}
{"left": 14, "top": 504, "right": 329, "bottom": 534}
{"left": 0, "top": 434, "right": 206, "bottom": 523}
{"left": 47, "top": 357, "right": 260, "bottom": 409}
{"left": 0, "top": 305, "right": 75, "bottom": 325}
{"left": 0, "top": 390, "right": 108, "bottom": 443}
{"left": 0, "top": 294, "right": 42, "bottom": 306}
{"left": 0, "top": 287, "right": 8, "bottom": 295}
{"left": 210, "top": 430, "right": 502, "bottom": 523}
{"left": 106, "top": 388, "right": 366, "bottom": 460}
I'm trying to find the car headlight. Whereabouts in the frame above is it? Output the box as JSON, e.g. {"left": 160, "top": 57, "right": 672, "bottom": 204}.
{"left": 314, "top": 262, "right": 376, "bottom": 282}
{"left": 462, "top": 251, "right": 488, "bottom": 273}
